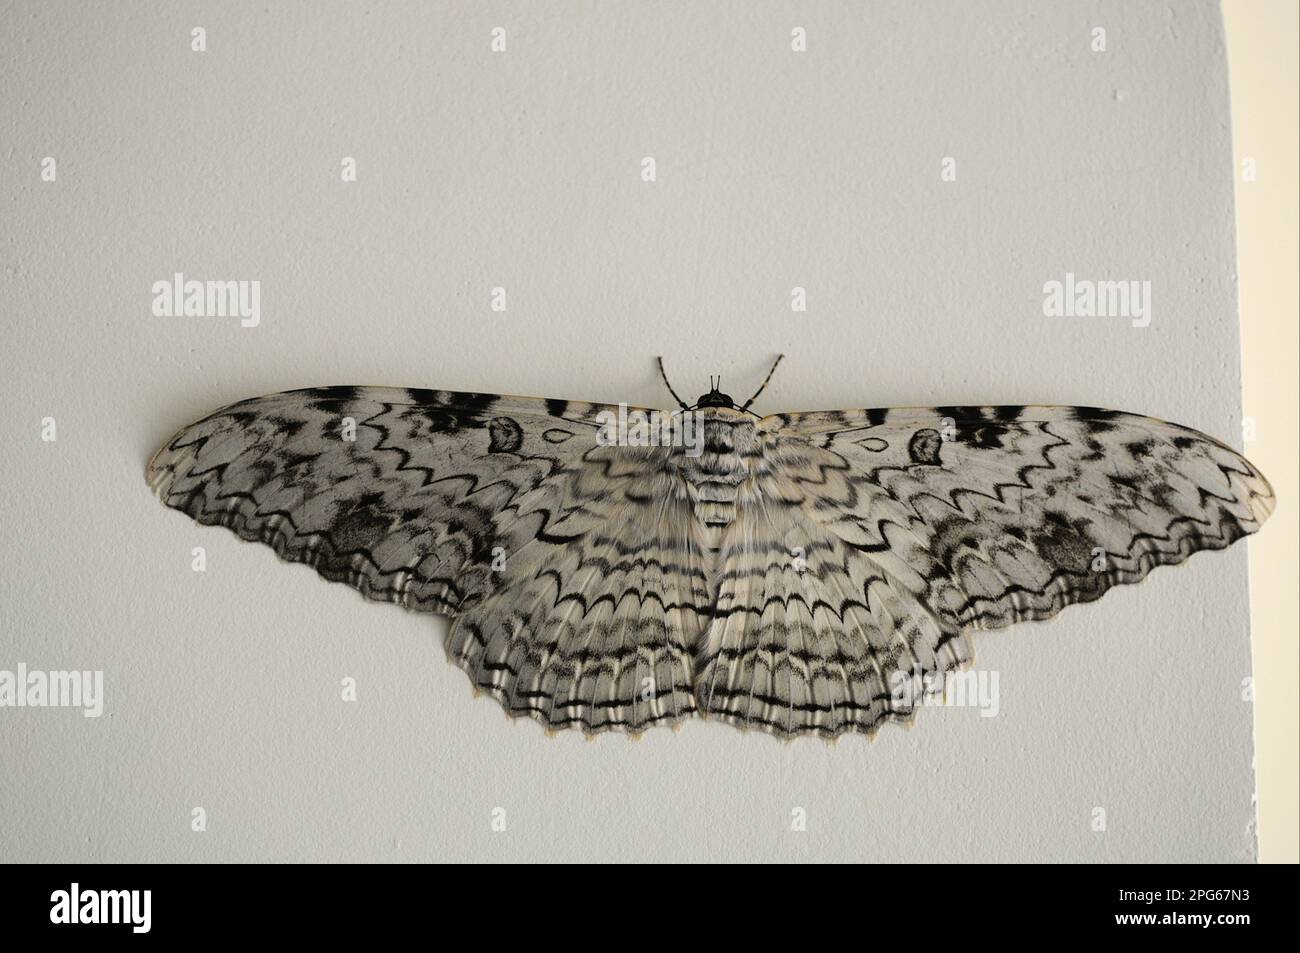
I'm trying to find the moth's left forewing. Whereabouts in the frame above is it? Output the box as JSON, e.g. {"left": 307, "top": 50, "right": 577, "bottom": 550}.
{"left": 146, "top": 387, "right": 617, "bottom": 616}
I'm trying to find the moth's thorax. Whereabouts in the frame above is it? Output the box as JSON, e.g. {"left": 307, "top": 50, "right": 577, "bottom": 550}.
{"left": 671, "top": 408, "right": 766, "bottom": 543}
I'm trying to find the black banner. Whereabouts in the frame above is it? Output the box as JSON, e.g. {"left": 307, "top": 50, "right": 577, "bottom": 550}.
{"left": 0, "top": 863, "right": 1284, "bottom": 940}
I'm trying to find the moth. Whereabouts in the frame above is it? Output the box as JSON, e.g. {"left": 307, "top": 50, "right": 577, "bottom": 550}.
{"left": 147, "top": 356, "right": 1273, "bottom": 739}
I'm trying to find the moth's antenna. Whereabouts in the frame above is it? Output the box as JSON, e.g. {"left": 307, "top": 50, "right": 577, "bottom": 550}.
{"left": 740, "top": 354, "right": 785, "bottom": 411}
{"left": 657, "top": 356, "right": 689, "bottom": 410}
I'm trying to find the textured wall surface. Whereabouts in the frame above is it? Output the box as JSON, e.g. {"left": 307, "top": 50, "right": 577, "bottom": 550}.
{"left": 0, "top": 1, "right": 1256, "bottom": 862}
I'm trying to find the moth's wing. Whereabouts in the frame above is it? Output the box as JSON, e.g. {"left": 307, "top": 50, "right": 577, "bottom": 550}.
{"left": 148, "top": 387, "right": 599, "bottom": 614}
{"left": 447, "top": 455, "right": 709, "bottom": 733}
{"left": 694, "top": 404, "right": 1273, "bottom": 739}
{"left": 148, "top": 386, "right": 707, "bottom": 733}
{"left": 694, "top": 477, "right": 969, "bottom": 738}
{"left": 765, "top": 404, "right": 1273, "bottom": 632}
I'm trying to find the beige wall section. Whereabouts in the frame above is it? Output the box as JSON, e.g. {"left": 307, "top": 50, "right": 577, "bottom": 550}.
{"left": 1223, "top": 0, "right": 1300, "bottom": 865}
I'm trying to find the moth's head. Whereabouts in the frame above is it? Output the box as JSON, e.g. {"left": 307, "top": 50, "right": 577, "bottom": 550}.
{"left": 656, "top": 356, "right": 783, "bottom": 416}
{"left": 695, "top": 377, "right": 735, "bottom": 410}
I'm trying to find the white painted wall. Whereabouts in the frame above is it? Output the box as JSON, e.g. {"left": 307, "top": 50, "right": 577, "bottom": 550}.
{"left": 0, "top": 1, "right": 1255, "bottom": 862}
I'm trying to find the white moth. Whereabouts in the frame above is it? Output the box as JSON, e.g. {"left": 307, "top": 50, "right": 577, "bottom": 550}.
{"left": 146, "top": 357, "right": 1274, "bottom": 739}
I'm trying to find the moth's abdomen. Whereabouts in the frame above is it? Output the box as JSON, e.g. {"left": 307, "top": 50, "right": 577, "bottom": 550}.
{"left": 674, "top": 412, "right": 764, "bottom": 544}
{"left": 687, "top": 478, "right": 742, "bottom": 528}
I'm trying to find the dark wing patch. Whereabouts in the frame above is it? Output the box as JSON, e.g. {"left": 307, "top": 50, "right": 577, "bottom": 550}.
{"left": 487, "top": 416, "right": 524, "bottom": 454}
{"left": 907, "top": 428, "right": 943, "bottom": 465}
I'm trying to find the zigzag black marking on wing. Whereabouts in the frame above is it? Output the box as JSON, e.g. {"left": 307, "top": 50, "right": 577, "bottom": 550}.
{"left": 458, "top": 619, "right": 692, "bottom": 662}
{"left": 494, "top": 704, "right": 688, "bottom": 732}
{"left": 546, "top": 579, "right": 717, "bottom": 616}
{"left": 505, "top": 680, "right": 684, "bottom": 704}
{"left": 360, "top": 402, "right": 566, "bottom": 501}
{"left": 706, "top": 704, "right": 925, "bottom": 738}
{"left": 712, "top": 522, "right": 905, "bottom": 620}
{"left": 947, "top": 511, "right": 1246, "bottom": 624}
{"left": 571, "top": 552, "right": 710, "bottom": 582}
{"left": 712, "top": 641, "right": 887, "bottom": 670}
{"left": 704, "top": 684, "right": 885, "bottom": 716}
{"left": 710, "top": 590, "right": 877, "bottom": 628}
{"left": 533, "top": 574, "right": 712, "bottom": 618}
{"left": 170, "top": 485, "right": 467, "bottom": 611}
{"left": 835, "top": 515, "right": 919, "bottom": 554}
{"left": 467, "top": 449, "right": 670, "bottom": 558}
{"left": 778, "top": 451, "right": 855, "bottom": 489}
{"left": 867, "top": 423, "right": 1074, "bottom": 519}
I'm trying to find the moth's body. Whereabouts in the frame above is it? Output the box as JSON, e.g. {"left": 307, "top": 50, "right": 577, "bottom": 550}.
{"left": 672, "top": 408, "right": 766, "bottom": 546}
{"left": 147, "top": 369, "right": 1274, "bottom": 740}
